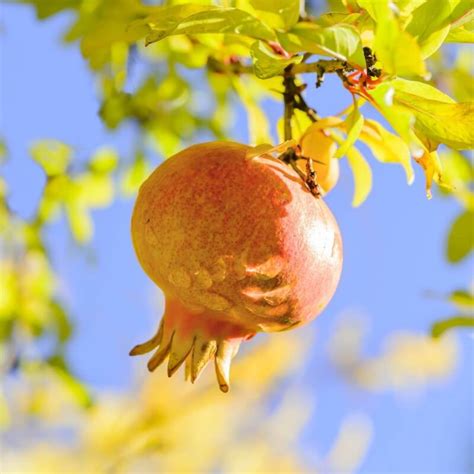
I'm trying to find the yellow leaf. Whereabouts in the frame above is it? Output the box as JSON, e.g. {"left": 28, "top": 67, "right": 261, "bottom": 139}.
{"left": 359, "top": 119, "right": 414, "bottom": 184}
{"left": 414, "top": 149, "right": 444, "bottom": 199}
{"left": 347, "top": 147, "right": 372, "bottom": 207}
{"left": 335, "top": 102, "right": 364, "bottom": 158}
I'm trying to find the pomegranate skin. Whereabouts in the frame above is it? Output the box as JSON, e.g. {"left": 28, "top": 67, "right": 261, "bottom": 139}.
{"left": 130, "top": 141, "right": 342, "bottom": 391}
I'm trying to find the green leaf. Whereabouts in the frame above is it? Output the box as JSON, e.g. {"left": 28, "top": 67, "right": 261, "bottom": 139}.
{"left": 30, "top": 140, "right": 72, "bottom": 176}
{"left": 357, "top": 0, "right": 427, "bottom": 76}
{"left": 89, "top": 147, "right": 118, "bottom": 173}
{"left": 405, "top": 0, "right": 454, "bottom": 57}
{"left": 72, "top": 0, "right": 152, "bottom": 69}
{"left": 446, "top": 210, "right": 474, "bottom": 263}
{"left": 144, "top": 7, "right": 275, "bottom": 46}
{"left": 359, "top": 119, "right": 414, "bottom": 184}
{"left": 368, "top": 83, "right": 422, "bottom": 154}
{"left": 347, "top": 147, "right": 373, "bottom": 207}
{"left": 374, "top": 17, "right": 427, "bottom": 76}
{"left": 247, "top": 0, "right": 300, "bottom": 30}
{"left": 446, "top": 7, "right": 474, "bottom": 43}
{"left": 395, "top": 0, "right": 434, "bottom": 17}
{"left": 250, "top": 41, "right": 301, "bottom": 79}
{"left": 431, "top": 316, "right": 474, "bottom": 338}
{"left": 355, "top": 0, "right": 386, "bottom": 21}
{"left": 446, "top": 24, "right": 474, "bottom": 42}
{"left": 278, "top": 24, "right": 365, "bottom": 65}
{"left": 335, "top": 102, "right": 364, "bottom": 158}
{"left": 391, "top": 77, "right": 455, "bottom": 103}
{"left": 449, "top": 289, "right": 474, "bottom": 310}
{"left": 314, "top": 12, "right": 361, "bottom": 27}
{"left": 392, "top": 80, "right": 474, "bottom": 150}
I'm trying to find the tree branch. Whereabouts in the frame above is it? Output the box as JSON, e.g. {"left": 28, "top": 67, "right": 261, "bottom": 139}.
{"left": 207, "top": 57, "right": 352, "bottom": 77}
{"left": 283, "top": 67, "right": 295, "bottom": 141}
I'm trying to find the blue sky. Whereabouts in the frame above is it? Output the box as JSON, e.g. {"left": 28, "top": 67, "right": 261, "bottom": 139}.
{"left": 1, "top": 4, "right": 473, "bottom": 472}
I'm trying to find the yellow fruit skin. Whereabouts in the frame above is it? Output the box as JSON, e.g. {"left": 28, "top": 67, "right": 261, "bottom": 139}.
{"left": 130, "top": 141, "right": 343, "bottom": 390}
{"left": 299, "top": 128, "right": 339, "bottom": 194}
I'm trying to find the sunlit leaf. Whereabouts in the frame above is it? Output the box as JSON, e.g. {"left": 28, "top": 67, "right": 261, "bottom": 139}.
{"left": 314, "top": 11, "right": 361, "bottom": 27}
{"left": 70, "top": 0, "right": 152, "bottom": 69}
{"left": 446, "top": 210, "right": 474, "bottom": 262}
{"left": 391, "top": 77, "right": 456, "bottom": 102}
{"left": 446, "top": 24, "right": 474, "bottom": 42}
{"left": 392, "top": 80, "right": 474, "bottom": 150}
{"left": 374, "top": 17, "right": 427, "bottom": 76}
{"left": 250, "top": 41, "right": 301, "bottom": 79}
{"left": 368, "top": 82, "right": 422, "bottom": 153}
{"left": 431, "top": 316, "right": 474, "bottom": 338}
{"left": 395, "top": 0, "right": 435, "bottom": 17}
{"left": 278, "top": 24, "right": 365, "bottom": 65}
{"left": 30, "top": 140, "right": 72, "bottom": 176}
{"left": 414, "top": 150, "right": 445, "bottom": 198}
{"left": 405, "top": 0, "right": 455, "bottom": 58}
{"left": 245, "top": 0, "right": 301, "bottom": 30}
{"left": 357, "top": 0, "right": 427, "bottom": 76}
{"left": 346, "top": 147, "right": 372, "bottom": 207}
{"left": 359, "top": 119, "right": 414, "bottom": 184}
{"left": 143, "top": 7, "right": 275, "bottom": 46}
{"left": 335, "top": 102, "right": 364, "bottom": 158}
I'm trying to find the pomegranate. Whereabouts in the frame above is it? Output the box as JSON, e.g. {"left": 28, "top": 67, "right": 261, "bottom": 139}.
{"left": 130, "top": 142, "right": 342, "bottom": 392}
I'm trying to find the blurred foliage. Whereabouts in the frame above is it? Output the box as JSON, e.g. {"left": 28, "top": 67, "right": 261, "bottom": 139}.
{"left": 330, "top": 316, "right": 458, "bottom": 393}
{"left": 1, "top": 0, "right": 473, "bottom": 471}
{"left": 1, "top": 141, "right": 119, "bottom": 416}
{"left": 3, "top": 333, "right": 373, "bottom": 473}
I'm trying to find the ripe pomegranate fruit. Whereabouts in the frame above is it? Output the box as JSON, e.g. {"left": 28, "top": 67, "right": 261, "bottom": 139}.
{"left": 130, "top": 141, "right": 342, "bottom": 392}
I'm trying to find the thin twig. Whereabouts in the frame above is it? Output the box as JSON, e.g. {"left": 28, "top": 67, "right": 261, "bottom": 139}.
{"left": 283, "top": 66, "right": 295, "bottom": 141}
